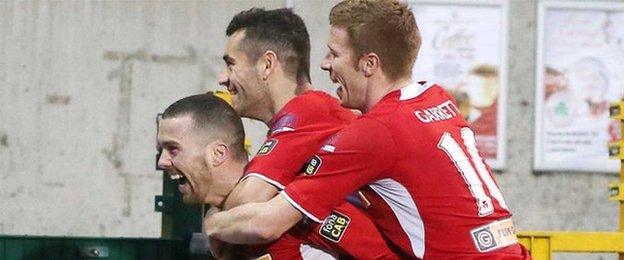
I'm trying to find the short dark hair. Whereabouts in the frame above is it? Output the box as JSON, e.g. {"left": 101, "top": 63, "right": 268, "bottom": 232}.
{"left": 162, "top": 93, "right": 247, "bottom": 161}
{"left": 226, "top": 8, "right": 311, "bottom": 84}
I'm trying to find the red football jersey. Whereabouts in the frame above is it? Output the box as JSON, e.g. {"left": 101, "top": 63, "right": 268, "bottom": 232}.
{"left": 283, "top": 83, "right": 528, "bottom": 259}
{"left": 243, "top": 91, "right": 399, "bottom": 259}
{"left": 243, "top": 232, "right": 338, "bottom": 260}
{"left": 242, "top": 91, "right": 356, "bottom": 188}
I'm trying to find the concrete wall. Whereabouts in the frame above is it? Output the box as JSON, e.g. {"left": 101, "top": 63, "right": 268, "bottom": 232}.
{"left": 0, "top": 1, "right": 621, "bottom": 259}
{"left": 504, "top": 1, "right": 621, "bottom": 259}
{"left": 0, "top": 0, "right": 282, "bottom": 237}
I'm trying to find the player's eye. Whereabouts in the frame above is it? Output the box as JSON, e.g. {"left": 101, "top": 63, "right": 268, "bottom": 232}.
{"left": 166, "top": 146, "right": 179, "bottom": 156}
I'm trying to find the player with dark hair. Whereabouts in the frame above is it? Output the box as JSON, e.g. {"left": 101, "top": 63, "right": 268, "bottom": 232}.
{"left": 157, "top": 93, "right": 247, "bottom": 224}
{"left": 212, "top": 7, "right": 398, "bottom": 259}
{"left": 206, "top": 1, "right": 530, "bottom": 259}
{"left": 158, "top": 94, "right": 247, "bottom": 206}
{"left": 159, "top": 94, "right": 260, "bottom": 259}
{"left": 225, "top": 7, "right": 311, "bottom": 86}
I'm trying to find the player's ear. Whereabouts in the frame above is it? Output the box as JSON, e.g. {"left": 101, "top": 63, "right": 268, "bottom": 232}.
{"left": 258, "top": 50, "right": 278, "bottom": 81}
{"left": 360, "top": 52, "right": 379, "bottom": 77}
{"left": 206, "top": 140, "right": 229, "bottom": 167}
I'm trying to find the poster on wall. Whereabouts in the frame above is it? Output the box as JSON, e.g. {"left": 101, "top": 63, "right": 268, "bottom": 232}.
{"left": 534, "top": 2, "right": 624, "bottom": 172}
{"left": 409, "top": 1, "right": 508, "bottom": 169}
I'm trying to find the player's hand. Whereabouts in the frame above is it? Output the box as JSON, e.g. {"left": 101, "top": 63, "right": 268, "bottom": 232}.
{"left": 204, "top": 207, "right": 223, "bottom": 258}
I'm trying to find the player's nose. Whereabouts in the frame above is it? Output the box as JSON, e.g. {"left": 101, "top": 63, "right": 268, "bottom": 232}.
{"left": 218, "top": 67, "right": 229, "bottom": 87}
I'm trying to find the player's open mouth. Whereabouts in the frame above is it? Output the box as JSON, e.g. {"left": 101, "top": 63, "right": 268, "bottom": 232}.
{"left": 171, "top": 173, "right": 192, "bottom": 194}
{"left": 227, "top": 85, "right": 238, "bottom": 95}
{"left": 170, "top": 173, "right": 188, "bottom": 185}
{"left": 336, "top": 86, "right": 343, "bottom": 98}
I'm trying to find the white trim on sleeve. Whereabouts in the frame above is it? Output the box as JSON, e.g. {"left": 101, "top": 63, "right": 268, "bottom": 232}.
{"left": 280, "top": 191, "right": 323, "bottom": 223}
{"left": 240, "top": 173, "right": 286, "bottom": 190}
{"left": 300, "top": 244, "right": 338, "bottom": 260}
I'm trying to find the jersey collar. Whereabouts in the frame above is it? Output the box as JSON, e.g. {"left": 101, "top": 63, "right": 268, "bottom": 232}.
{"left": 399, "top": 81, "right": 435, "bottom": 101}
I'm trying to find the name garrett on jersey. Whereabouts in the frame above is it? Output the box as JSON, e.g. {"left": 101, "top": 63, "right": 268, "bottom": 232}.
{"left": 414, "top": 100, "right": 461, "bottom": 123}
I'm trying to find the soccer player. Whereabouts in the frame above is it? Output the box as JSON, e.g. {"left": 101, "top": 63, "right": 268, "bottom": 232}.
{"left": 214, "top": 7, "right": 398, "bottom": 259}
{"left": 205, "top": 1, "right": 530, "bottom": 259}
{"left": 156, "top": 94, "right": 249, "bottom": 259}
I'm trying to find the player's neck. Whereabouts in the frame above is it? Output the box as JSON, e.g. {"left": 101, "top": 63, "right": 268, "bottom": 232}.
{"left": 363, "top": 75, "right": 412, "bottom": 113}
{"left": 295, "top": 82, "right": 313, "bottom": 95}
{"left": 264, "top": 78, "right": 310, "bottom": 125}
{"left": 214, "top": 160, "right": 246, "bottom": 210}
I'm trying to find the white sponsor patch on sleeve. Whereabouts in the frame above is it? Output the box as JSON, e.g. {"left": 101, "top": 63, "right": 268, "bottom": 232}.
{"left": 321, "top": 145, "right": 336, "bottom": 153}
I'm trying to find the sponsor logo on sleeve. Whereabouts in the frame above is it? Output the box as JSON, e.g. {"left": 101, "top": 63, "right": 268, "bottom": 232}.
{"left": 319, "top": 211, "right": 350, "bottom": 243}
{"left": 303, "top": 155, "right": 322, "bottom": 175}
{"left": 471, "top": 226, "right": 497, "bottom": 252}
{"left": 470, "top": 218, "right": 518, "bottom": 252}
{"left": 321, "top": 144, "right": 336, "bottom": 153}
{"left": 319, "top": 134, "right": 339, "bottom": 153}
{"left": 256, "top": 139, "right": 278, "bottom": 155}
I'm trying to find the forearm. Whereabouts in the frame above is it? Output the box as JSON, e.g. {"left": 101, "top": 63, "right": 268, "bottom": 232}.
{"left": 223, "top": 177, "right": 278, "bottom": 210}
{"left": 205, "top": 202, "right": 273, "bottom": 244}
{"left": 204, "top": 195, "right": 303, "bottom": 244}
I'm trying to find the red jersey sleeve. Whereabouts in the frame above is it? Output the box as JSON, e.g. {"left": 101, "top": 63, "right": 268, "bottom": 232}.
{"left": 282, "top": 118, "right": 398, "bottom": 222}
{"left": 242, "top": 129, "right": 319, "bottom": 189}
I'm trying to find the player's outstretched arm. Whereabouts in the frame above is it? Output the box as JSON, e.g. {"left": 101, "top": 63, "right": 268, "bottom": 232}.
{"left": 222, "top": 177, "right": 279, "bottom": 210}
{"left": 204, "top": 193, "right": 302, "bottom": 244}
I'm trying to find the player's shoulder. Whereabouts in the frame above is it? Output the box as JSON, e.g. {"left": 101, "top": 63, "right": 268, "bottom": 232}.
{"left": 317, "top": 115, "right": 396, "bottom": 157}
{"left": 281, "top": 91, "right": 321, "bottom": 114}
{"left": 291, "top": 90, "right": 339, "bottom": 109}
{"left": 396, "top": 81, "right": 451, "bottom": 105}
{"left": 339, "top": 114, "right": 392, "bottom": 140}
{"left": 287, "top": 90, "right": 354, "bottom": 120}
{"left": 371, "top": 82, "right": 456, "bottom": 116}
{"left": 415, "top": 83, "right": 454, "bottom": 105}
{"left": 269, "top": 91, "right": 354, "bottom": 135}
{"left": 357, "top": 81, "right": 463, "bottom": 130}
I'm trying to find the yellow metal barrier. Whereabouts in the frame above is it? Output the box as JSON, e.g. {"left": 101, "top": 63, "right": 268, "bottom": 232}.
{"left": 516, "top": 99, "right": 624, "bottom": 260}
{"left": 214, "top": 90, "right": 253, "bottom": 154}
{"left": 517, "top": 231, "right": 624, "bottom": 259}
